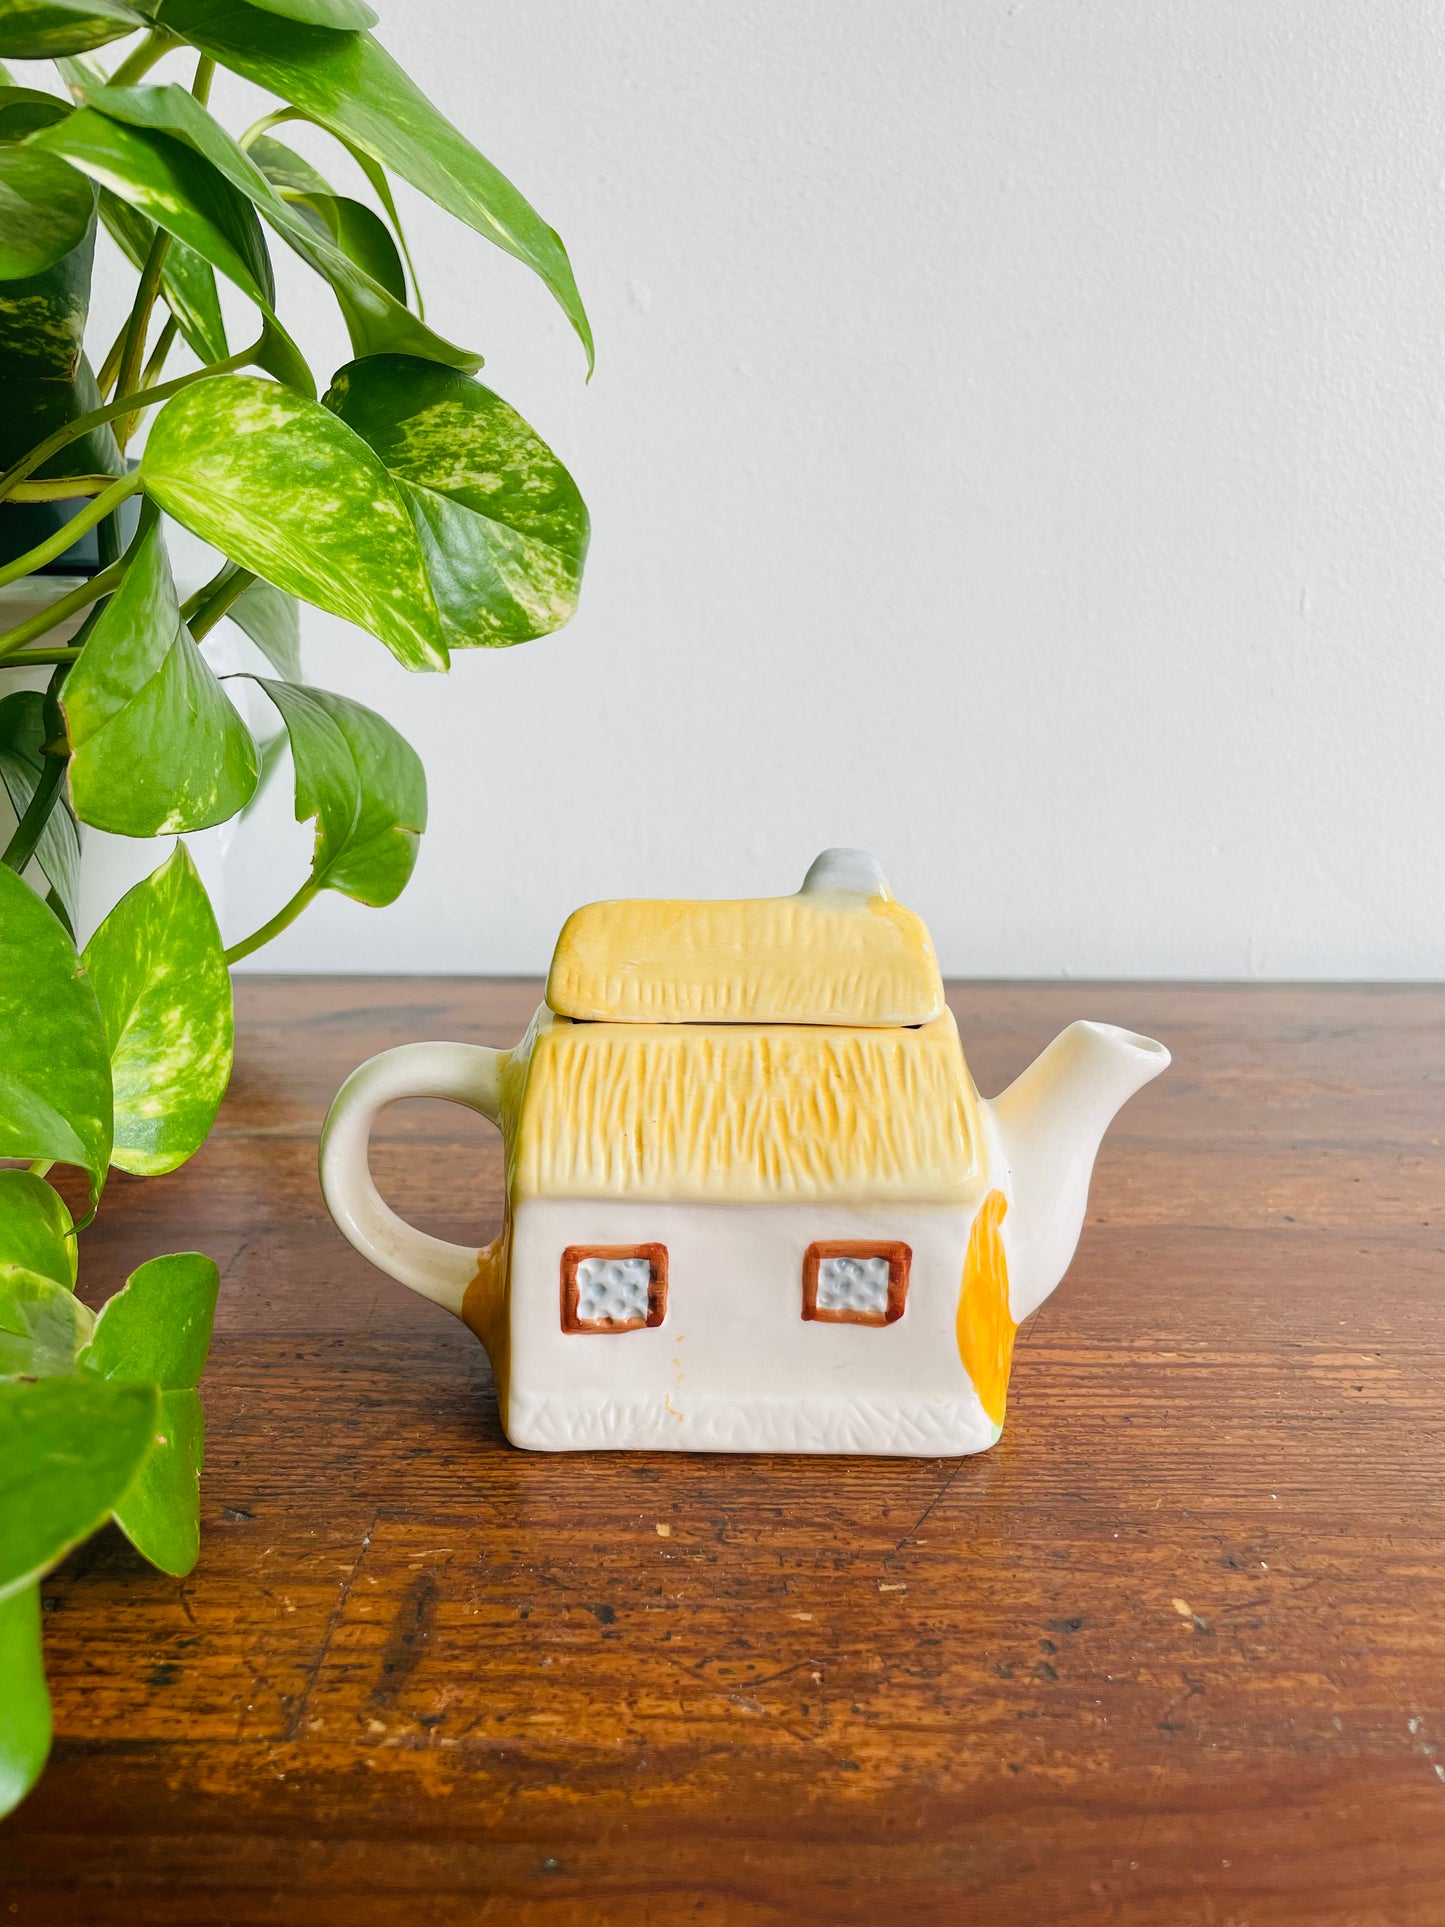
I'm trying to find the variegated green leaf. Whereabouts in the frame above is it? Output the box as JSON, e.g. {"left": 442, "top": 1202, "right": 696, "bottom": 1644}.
{"left": 246, "top": 0, "right": 375, "bottom": 28}
{"left": 142, "top": 376, "right": 447, "bottom": 671}
{"left": 0, "top": 0, "right": 145, "bottom": 58}
{"left": 49, "top": 51, "right": 106, "bottom": 91}
{"left": 0, "top": 1270, "right": 90, "bottom": 1377}
{"left": 98, "top": 188, "right": 228, "bottom": 366}
{"left": 0, "top": 1583, "right": 50, "bottom": 1820}
{"left": 0, "top": 1170, "right": 76, "bottom": 1291}
{"left": 0, "top": 691, "right": 80, "bottom": 928}
{"left": 0, "top": 864, "right": 111, "bottom": 1201}
{"left": 108, "top": 1387, "right": 202, "bottom": 1573}
{"left": 225, "top": 574, "right": 300, "bottom": 681}
{"left": 0, "top": 199, "right": 91, "bottom": 380}
{"left": 0, "top": 86, "right": 69, "bottom": 142}
{"left": 29, "top": 104, "right": 311, "bottom": 393}
{"left": 67, "top": 83, "right": 477, "bottom": 371}
{"left": 32, "top": 101, "right": 272, "bottom": 295}
{"left": 0, "top": 205, "right": 121, "bottom": 489}
{"left": 290, "top": 188, "right": 404, "bottom": 304}
{"left": 160, "top": 238, "right": 228, "bottom": 362}
{"left": 325, "top": 354, "right": 589, "bottom": 646}
{"left": 81, "top": 1251, "right": 219, "bottom": 1575}
{"left": 252, "top": 114, "right": 423, "bottom": 318}
{"left": 246, "top": 129, "right": 331, "bottom": 199}
{"left": 0, "top": 1375, "right": 158, "bottom": 1600}
{"left": 151, "top": 0, "right": 593, "bottom": 367}
{"left": 63, "top": 520, "right": 259, "bottom": 835}
{"left": 81, "top": 846, "right": 233, "bottom": 1176}
{"left": 0, "top": 141, "right": 92, "bottom": 281}
{"left": 253, "top": 677, "right": 425, "bottom": 905}
{"left": 83, "top": 1251, "right": 219, "bottom": 1391}
{"left": 0, "top": 217, "right": 122, "bottom": 519}
{"left": 0, "top": 350, "right": 119, "bottom": 486}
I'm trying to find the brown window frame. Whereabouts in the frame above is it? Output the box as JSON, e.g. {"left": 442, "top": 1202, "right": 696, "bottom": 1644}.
{"left": 560, "top": 1243, "right": 669, "bottom": 1334}
{"left": 802, "top": 1240, "right": 911, "bottom": 1327}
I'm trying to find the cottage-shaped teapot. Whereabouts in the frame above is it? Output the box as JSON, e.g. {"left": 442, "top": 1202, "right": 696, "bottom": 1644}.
{"left": 320, "top": 851, "right": 1168, "bottom": 1455}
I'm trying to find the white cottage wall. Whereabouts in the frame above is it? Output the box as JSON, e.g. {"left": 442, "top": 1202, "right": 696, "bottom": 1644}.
{"left": 504, "top": 1199, "right": 999, "bottom": 1456}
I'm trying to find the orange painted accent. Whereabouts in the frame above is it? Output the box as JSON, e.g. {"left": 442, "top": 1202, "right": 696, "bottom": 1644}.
{"left": 956, "top": 1190, "right": 1016, "bottom": 1426}
{"left": 462, "top": 1226, "right": 510, "bottom": 1424}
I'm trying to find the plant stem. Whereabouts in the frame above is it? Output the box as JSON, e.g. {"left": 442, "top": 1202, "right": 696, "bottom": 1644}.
{"left": 224, "top": 881, "right": 320, "bottom": 965}
{"left": 96, "top": 315, "right": 127, "bottom": 399}
{"left": 113, "top": 228, "right": 173, "bottom": 448}
{"left": 139, "top": 314, "right": 179, "bottom": 394}
{"left": 1, "top": 646, "right": 85, "bottom": 667}
{"left": 45, "top": 886, "right": 74, "bottom": 936}
{"left": 109, "top": 28, "right": 180, "bottom": 86}
{"left": 0, "top": 342, "right": 261, "bottom": 502}
{"left": 0, "top": 475, "right": 141, "bottom": 594}
{"left": 237, "top": 107, "right": 293, "bottom": 152}
{"left": 26, "top": 1161, "right": 53, "bottom": 1180}
{"left": 7, "top": 476, "right": 118, "bottom": 501}
{"left": 0, "top": 563, "right": 122, "bottom": 661}
{"left": 191, "top": 54, "right": 215, "bottom": 105}
{"left": 178, "top": 560, "right": 237, "bottom": 623}
{"left": 190, "top": 568, "right": 256, "bottom": 641}
{"left": 95, "top": 498, "right": 124, "bottom": 569}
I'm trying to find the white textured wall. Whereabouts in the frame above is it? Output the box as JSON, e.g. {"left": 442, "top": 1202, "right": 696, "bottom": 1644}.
{"left": 61, "top": 3, "right": 1445, "bottom": 974}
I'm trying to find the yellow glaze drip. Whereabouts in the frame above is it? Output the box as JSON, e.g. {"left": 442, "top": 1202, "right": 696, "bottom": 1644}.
{"left": 956, "top": 1190, "right": 1015, "bottom": 1426}
{"left": 546, "top": 891, "right": 943, "bottom": 1026}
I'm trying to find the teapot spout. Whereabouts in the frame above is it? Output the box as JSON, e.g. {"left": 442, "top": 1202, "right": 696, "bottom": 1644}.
{"left": 986, "top": 1021, "right": 1169, "bottom": 1321}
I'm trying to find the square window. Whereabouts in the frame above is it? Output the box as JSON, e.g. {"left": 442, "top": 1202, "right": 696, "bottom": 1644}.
{"left": 561, "top": 1244, "right": 668, "bottom": 1333}
{"left": 802, "top": 1241, "right": 910, "bottom": 1326}
{"left": 818, "top": 1253, "right": 891, "bottom": 1316}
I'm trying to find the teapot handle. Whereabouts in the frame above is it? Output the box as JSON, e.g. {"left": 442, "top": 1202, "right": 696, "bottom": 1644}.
{"left": 318, "top": 1041, "right": 505, "bottom": 1317}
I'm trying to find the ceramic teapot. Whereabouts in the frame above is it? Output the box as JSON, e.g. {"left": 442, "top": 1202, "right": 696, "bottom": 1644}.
{"left": 320, "top": 850, "right": 1168, "bottom": 1456}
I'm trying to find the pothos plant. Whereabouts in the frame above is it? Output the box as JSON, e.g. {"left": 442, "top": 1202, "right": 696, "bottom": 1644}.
{"left": 0, "top": 0, "right": 590, "bottom": 1815}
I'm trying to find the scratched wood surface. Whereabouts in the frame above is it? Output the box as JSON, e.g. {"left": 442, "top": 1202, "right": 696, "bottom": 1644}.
{"left": 2, "top": 979, "right": 1443, "bottom": 1926}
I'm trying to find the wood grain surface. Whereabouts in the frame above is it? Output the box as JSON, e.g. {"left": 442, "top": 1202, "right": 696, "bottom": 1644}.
{"left": 2, "top": 979, "right": 1442, "bottom": 1925}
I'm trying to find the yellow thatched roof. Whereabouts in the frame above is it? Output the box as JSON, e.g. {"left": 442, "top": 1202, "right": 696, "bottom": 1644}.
{"left": 506, "top": 1006, "right": 981, "bottom": 1204}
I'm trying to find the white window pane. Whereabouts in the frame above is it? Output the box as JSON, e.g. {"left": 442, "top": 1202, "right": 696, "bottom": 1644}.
{"left": 816, "top": 1253, "right": 891, "bottom": 1317}
{"left": 575, "top": 1254, "right": 652, "bottom": 1324}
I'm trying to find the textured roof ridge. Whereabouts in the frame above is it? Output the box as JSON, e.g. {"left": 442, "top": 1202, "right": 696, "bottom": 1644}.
{"left": 546, "top": 892, "right": 944, "bottom": 1026}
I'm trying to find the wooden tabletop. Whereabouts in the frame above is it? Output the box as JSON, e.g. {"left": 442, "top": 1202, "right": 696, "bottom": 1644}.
{"left": 2, "top": 979, "right": 1442, "bottom": 1924}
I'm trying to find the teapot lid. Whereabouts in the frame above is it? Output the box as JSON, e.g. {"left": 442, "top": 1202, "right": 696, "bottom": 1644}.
{"left": 545, "top": 849, "right": 945, "bottom": 1027}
